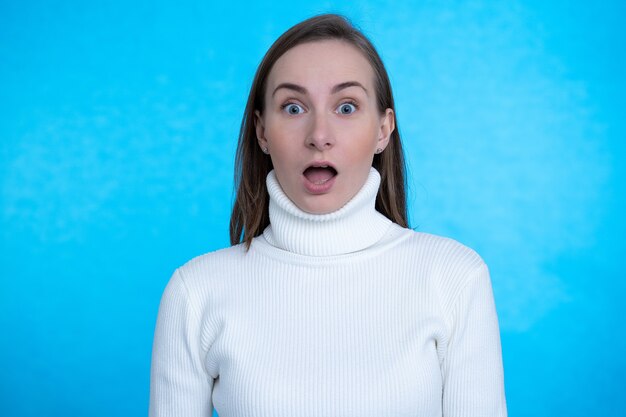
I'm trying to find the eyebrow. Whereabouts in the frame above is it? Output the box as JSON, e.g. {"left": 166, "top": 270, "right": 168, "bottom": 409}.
{"left": 271, "top": 81, "right": 369, "bottom": 97}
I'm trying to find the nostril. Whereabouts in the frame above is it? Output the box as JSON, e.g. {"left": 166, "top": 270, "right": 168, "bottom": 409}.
{"left": 306, "top": 136, "right": 333, "bottom": 150}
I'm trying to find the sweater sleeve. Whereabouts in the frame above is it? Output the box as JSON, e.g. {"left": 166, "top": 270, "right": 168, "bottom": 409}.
{"left": 149, "top": 268, "right": 214, "bottom": 417}
{"left": 441, "top": 262, "right": 507, "bottom": 417}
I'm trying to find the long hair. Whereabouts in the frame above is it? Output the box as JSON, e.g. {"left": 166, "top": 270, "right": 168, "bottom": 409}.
{"left": 230, "top": 13, "right": 408, "bottom": 249}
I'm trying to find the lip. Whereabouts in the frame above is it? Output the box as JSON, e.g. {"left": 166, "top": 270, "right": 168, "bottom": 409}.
{"left": 302, "top": 160, "right": 338, "bottom": 194}
{"left": 303, "top": 160, "right": 338, "bottom": 173}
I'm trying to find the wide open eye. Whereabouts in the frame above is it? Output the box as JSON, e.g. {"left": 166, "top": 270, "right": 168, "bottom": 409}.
{"left": 336, "top": 102, "right": 357, "bottom": 115}
{"left": 283, "top": 103, "right": 305, "bottom": 115}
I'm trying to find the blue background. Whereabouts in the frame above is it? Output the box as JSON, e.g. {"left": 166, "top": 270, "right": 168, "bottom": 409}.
{"left": 1, "top": 1, "right": 624, "bottom": 416}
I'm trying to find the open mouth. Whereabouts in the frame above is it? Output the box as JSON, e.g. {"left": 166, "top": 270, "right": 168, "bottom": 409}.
{"left": 303, "top": 164, "right": 338, "bottom": 185}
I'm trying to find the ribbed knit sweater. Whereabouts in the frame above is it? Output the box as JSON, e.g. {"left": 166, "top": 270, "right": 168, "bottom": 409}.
{"left": 149, "top": 168, "right": 507, "bottom": 417}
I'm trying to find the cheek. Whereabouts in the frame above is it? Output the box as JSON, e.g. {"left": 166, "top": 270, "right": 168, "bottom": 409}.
{"left": 265, "top": 124, "right": 300, "bottom": 174}
{"left": 342, "top": 121, "right": 379, "bottom": 154}
{"left": 265, "top": 111, "right": 305, "bottom": 132}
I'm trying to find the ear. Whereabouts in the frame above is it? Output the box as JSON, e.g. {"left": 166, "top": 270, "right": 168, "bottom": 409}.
{"left": 376, "top": 108, "right": 395, "bottom": 151}
{"left": 254, "top": 110, "right": 268, "bottom": 151}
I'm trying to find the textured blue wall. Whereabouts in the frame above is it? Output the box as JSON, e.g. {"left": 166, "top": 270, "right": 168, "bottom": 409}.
{"left": 1, "top": 1, "right": 624, "bottom": 416}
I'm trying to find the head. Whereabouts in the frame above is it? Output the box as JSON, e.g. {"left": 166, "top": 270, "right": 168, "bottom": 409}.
{"left": 230, "top": 13, "right": 408, "bottom": 248}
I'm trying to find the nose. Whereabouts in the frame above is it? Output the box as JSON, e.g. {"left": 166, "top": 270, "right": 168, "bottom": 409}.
{"left": 305, "top": 111, "right": 335, "bottom": 151}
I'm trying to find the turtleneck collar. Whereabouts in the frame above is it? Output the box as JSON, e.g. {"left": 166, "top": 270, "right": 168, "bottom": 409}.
{"left": 262, "top": 167, "right": 393, "bottom": 257}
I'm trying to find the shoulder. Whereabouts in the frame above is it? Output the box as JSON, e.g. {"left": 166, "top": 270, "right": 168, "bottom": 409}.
{"left": 168, "top": 243, "right": 249, "bottom": 301}
{"left": 177, "top": 243, "right": 248, "bottom": 277}
{"left": 396, "top": 229, "right": 489, "bottom": 299}
{"left": 399, "top": 229, "right": 486, "bottom": 271}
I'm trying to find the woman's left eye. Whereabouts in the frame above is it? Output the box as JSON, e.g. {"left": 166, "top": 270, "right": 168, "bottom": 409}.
{"left": 336, "top": 102, "right": 357, "bottom": 115}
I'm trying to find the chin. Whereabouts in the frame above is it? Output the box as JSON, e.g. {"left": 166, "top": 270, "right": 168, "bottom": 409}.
{"left": 297, "top": 196, "right": 345, "bottom": 215}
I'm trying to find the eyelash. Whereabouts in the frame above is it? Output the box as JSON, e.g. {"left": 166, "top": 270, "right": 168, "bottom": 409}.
{"left": 337, "top": 100, "right": 359, "bottom": 114}
{"left": 281, "top": 102, "right": 305, "bottom": 115}
{"left": 280, "top": 100, "right": 359, "bottom": 115}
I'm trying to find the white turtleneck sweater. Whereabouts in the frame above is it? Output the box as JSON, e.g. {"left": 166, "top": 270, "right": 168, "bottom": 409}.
{"left": 149, "top": 168, "right": 507, "bottom": 417}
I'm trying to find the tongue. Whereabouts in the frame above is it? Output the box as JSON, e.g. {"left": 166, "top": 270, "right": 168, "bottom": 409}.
{"left": 304, "top": 167, "right": 335, "bottom": 184}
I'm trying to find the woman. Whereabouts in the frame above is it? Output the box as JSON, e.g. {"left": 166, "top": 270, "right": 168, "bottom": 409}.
{"left": 149, "top": 13, "right": 507, "bottom": 417}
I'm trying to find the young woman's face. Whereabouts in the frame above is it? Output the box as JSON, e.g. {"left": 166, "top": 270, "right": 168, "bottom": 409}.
{"left": 255, "top": 40, "right": 394, "bottom": 214}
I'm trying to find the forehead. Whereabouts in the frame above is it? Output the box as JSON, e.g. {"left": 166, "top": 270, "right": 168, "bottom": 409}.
{"left": 266, "top": 40, "right": 375, "bottom": 92}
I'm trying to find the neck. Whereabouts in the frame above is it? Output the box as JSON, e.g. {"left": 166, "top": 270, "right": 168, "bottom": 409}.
{"left": 262, "top": 167, "right": 393, "bottom": 256}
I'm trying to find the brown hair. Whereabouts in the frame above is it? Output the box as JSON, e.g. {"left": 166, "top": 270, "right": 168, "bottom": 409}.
{"left": 230, "top": 13, "right": 408, "bottom": 249}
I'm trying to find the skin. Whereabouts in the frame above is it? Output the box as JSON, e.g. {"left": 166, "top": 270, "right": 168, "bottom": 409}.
{"left": 255, "top": 39, "right": 395, "bottom": 214}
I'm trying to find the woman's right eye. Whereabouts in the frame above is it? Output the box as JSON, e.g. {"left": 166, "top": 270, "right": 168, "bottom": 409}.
{"left": 282, "top": 103, "right": 304, "bottom": 115}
